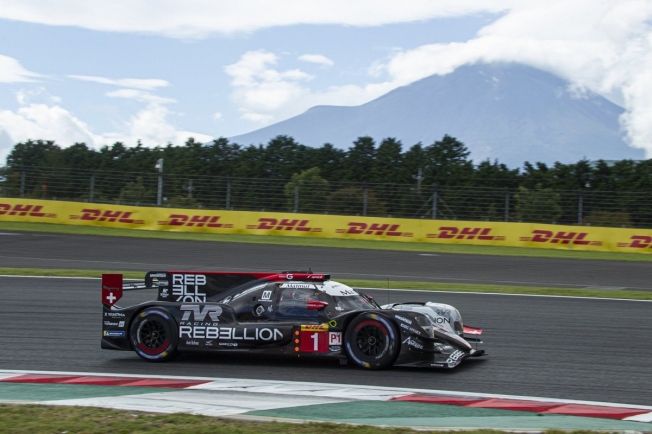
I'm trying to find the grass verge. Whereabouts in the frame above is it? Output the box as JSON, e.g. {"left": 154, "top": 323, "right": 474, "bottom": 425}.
{"left": 0, "top": 404, "right": 506, "bottom": 434}
{"left": 2, "top": 267, "right": 651, "bottom": 300}
{"left": 1, "top": 221, "right": 651, "bottom": 262}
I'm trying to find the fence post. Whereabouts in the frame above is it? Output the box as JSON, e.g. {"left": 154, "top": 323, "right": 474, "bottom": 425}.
{"left": 89, "top": 175, "right": 95, "bottom": 202}
{"left": 431, "top": 185, "right": 438, "bottom": 219}
{"left": 293, "top": 186, "right": 299, "bottom": 213}
{"left": 20, "top": 171, "right": 25, "bottom": 197}
{"left": 187, "top": 179, "right": 193, "bottom": 199}
{"left": 156, "top": 174, "right": 163, "bottom": 206}
{"left": 504, "top": 190, "right": 510, "bottom": 222}
{"left": 362, "top": 185, "right": 368, "bottom": 216}
{"left": 577, "top": 193, "right": 583, "bottom": 225}
{"left": 225, "top": 178, "right": 231, "bottom": 209}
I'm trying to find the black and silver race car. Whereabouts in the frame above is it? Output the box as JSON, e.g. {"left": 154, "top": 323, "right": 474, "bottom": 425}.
{"left": 101, "top": 271, "right": 485, "bottom": 369}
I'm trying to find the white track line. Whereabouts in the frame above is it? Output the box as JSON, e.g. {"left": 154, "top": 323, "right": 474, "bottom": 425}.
{"left": 0, "top": 274, "right": 650, "bottom": 302}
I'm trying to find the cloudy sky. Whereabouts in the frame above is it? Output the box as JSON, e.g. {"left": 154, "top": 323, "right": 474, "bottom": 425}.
{"left": 0, "top": 0, "right": 651, "bottom": 164}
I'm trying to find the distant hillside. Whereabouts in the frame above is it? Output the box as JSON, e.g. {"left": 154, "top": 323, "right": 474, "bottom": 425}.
{"left": 231, "top": 63, "right": 642, "bottom": 166}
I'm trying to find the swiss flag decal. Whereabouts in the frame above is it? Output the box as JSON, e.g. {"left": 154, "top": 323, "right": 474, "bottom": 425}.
{"left": 102, "top": 274, "right": 123, "bottom": 307}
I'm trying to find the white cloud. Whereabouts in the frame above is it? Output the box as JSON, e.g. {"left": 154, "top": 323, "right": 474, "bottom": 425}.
{"left": 0, "top": 54, "right": 40, "bottom": 83}
{"left": 212, "top": 112, "right": 223, "bottom": 121}
{"left": 0, "top": 91, "right": 212, "bottom": 164}
{"left": 0, "top": 104, "right": 100, "bottom": 157}
{"left": 69, "top": 74, "right": 169, "bottom": 90}
{"left": 299, "top": 54, "right": 334, "bottom": 67}
{"left": 225, "top": 50, "right": 313, "bottom": 123}
{"left": 0, "top": 1, "right": 507, "bottom": 38}
{"left": 106, "top": 88, "right": 175, "bottom": 105}
{"left": 377, "top": 0, "right": 652, "bottom": 155}
{"left": 16, "top": 87, "right": 62, "bottom": 105}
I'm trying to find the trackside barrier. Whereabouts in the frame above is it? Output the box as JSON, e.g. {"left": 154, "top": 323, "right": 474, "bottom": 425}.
{"left": 1, "top": 198, "right": 652, "bottom": 254}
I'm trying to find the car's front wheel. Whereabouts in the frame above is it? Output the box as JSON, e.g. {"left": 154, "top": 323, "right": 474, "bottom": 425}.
{"left": 129, "top": 307, "right": 178, "bottom": 362}
{"left": 344, "top": 313, "right": 399, "bottom": 369}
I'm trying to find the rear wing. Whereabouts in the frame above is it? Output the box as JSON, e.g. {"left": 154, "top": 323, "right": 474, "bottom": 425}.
{"left": 102, "top": 271, "right": 330, "bottom": 307}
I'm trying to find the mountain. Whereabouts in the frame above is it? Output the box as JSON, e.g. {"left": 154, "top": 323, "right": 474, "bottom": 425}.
{"left": 230, "top": 63, "right": 642, "bottom": 167}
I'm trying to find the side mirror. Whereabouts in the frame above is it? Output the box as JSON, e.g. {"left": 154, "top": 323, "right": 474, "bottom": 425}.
{"left": 306, "top": 299, "right": 329, "bottom": 311}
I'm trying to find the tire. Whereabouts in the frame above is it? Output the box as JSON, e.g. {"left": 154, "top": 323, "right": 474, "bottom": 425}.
{"left": 129, "top": 307, "right": 178, "bottom": 362}
{"left": 344, "top": 313, "right": 399, "bottom": 369}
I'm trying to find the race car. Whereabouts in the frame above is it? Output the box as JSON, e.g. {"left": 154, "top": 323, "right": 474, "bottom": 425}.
{"left": 101, "top": 270, "right": 485, "bottom": 369}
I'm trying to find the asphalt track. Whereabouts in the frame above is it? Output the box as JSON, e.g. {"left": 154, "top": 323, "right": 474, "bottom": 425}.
{"left": 1, "top": 276, "right": 651, "bottom": 405}
{"left": 1, "top": 231, "right": 652, "bottom": 290}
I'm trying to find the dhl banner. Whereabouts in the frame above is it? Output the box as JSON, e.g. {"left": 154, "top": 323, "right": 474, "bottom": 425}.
{"left": 1, "top": 198, "right": 652, "bottom": 254}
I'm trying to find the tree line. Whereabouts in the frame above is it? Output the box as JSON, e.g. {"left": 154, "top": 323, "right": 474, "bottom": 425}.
{"left": 1, "top": 135, "right": 651, "bottom": 226}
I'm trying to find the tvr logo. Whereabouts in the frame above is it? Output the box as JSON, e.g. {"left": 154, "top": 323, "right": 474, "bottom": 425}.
{"left": 180, "top": 305, "right": 222, "bottom": 322}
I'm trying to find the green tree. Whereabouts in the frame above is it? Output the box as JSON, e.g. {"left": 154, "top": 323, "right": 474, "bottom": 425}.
{"left": 326, "top": 187, "right": 387, "bottom": 216}
{"left": 118, "top": 177, "right": 154, "bottom": 205}
{"left": 284, "top": 167, "right": 330, "bottom": 213}
{"left": 345, "top": 136, "right": 376, "bottom": 182}
{"left": 515, "top": 186, "right": 562, "bottom": 223}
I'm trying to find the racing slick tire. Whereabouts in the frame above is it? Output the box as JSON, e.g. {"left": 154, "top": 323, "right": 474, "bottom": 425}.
{"left": 344, "top": 313, "right": 399, "bottom": 369}
{"left": 129, "top": 307, "right": 178, "bottom": 362}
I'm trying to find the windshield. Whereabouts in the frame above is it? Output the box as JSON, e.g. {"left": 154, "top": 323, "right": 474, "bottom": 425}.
{"left": 316, "top": 281, "right": 377, "bottom": 312}
{"left": 331, "top": 295, "right": 377, "bottom": 312}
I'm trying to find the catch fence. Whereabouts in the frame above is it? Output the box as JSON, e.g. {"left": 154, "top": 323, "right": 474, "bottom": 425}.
{"left": 0, "top": 167, "right": 650, "bottom": 228}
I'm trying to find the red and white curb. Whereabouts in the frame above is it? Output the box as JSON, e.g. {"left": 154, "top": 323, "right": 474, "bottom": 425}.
{"left": 1, "top": 370, "right": 651, "bottom": 422}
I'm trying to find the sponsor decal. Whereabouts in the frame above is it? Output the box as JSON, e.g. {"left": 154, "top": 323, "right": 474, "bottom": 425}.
{"left": 103, "top": 330, "right": 126, "bottom": 337}
{"left": 402, "top": 336, "right": 424, "bottom": 350}
{"left": 446, "top": 349, "right": 466, "bottom": 367}
{"left": 149, "top": 272, "right": 167, "bottom": 278}
{"left": 254, "top": 305, "right": 265, "bottom": 316}
{"left": 103, "top": 311, "right": 126, "bottom": 319}
{"left": 179, "top": 326, "right": 284, "bottom": 341}
{"left": 520, "top": 230, "right": 601, "bottom": 246}
{"left": 103, "top": 320, "right": 126, "bottom": 327}
{"left": 279, "top": 283, "right": 315, "bottom": 290}
{"left": 336, "top": 222, "right": 412, "bottom": 237}
{"left": 395, "top": 315, "right": 412, "bottom": 325}
{"left": 71, "top": 208, "right": 144, "bottom": 224}
{"left": 427, "top": 226, "right": 504, "bottom": 241}
{"left": 260, "top": 290, "right": 273, "bottom": 300}
{"left": 180, "top": 304, "right": 222, "bottom": 322}
{"left": 618, "top": 235, "right": 652, "bottom": 249}
{"left": 158, "top": 214, "right": 233, "bottom": 228}
{"left": 184, "top": 340, "right": 200, "bottom": 346}
{"left": 172, "top": 273, "right": 207, "bottom": 303}
{"left": 218, "top": 342, "right": 239, "bottom": 347}
{"left": 432, "top": 317, "right": 451, "bottom": 325}
{"left": 246, "top": 218, "right": 322, "bottom": 232}
{"left": 204, "top": 340, "right": 214, "bottom": 347}
{"left": 0, "top": 203, "right": 55, "bottom": 218}
{"left": 300, "top": 324, "right": 329, "bottom": 332}
{"left": 159, "top": 287, "right": 169, "bottom": 299}
{"left": 328, "top": 332, "right": 342, "bottom": 346}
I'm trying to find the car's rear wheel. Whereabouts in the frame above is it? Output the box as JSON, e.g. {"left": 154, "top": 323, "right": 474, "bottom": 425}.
{"left": 344, "top": 313, "right": 399, "bottom": 369}
{"left": 129, "top": 308, "right": 178, "bottom": 362}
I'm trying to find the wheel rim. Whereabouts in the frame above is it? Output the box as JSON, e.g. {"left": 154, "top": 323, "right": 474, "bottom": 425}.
{"left": 355, "top": 323, "right": 388, "bottom": 357}
{"left": 138, "top": 319, "right": 167, "bottom": 352}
